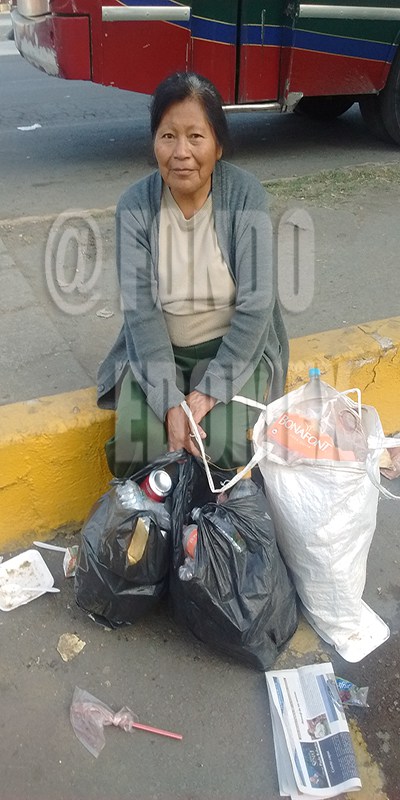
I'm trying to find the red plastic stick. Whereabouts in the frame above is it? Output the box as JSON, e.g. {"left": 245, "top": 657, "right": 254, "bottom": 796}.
{"left": 131, "top": 722, "right": 183, "bottom": 740}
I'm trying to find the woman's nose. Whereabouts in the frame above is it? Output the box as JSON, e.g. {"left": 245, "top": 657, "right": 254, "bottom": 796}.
{"left": 173, "top": 136, "right": 190, "bottom": 158}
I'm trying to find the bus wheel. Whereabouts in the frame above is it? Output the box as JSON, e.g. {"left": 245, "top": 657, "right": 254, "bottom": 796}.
{"left": 359, "top": 95, "right": 393, "bottom": 143}
{"left": 380, "top": 48, "right": 400, "bottom": 145}
{"left": 294, "top": 95, "right": 355, "bottom": 120}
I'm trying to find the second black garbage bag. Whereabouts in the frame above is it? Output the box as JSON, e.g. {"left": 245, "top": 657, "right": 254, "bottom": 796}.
{"left": 170, "top": 458, "right": 298, "bottom": 670}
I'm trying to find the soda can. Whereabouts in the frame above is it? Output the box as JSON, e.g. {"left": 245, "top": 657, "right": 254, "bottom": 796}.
{"left": 140, "top": 469, "right": 172, "bottom": 502}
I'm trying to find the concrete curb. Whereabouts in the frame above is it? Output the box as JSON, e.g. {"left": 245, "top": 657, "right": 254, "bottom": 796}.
{"left": 1, "top": 316, "right": 400, "bottom": 550}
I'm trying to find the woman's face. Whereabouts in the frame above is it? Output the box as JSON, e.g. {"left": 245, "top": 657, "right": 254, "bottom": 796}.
{"left": 154, "top": 97, "right": 222, "bottom": 214}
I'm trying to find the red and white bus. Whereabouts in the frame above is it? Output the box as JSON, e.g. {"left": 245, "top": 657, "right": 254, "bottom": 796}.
{"left": 10, "top": 1, "right": 400, "bottom": 144}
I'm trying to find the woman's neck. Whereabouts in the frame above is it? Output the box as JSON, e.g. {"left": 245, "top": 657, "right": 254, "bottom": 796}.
{"left": 168, "top": 181, "right": 212, "bottom": 219}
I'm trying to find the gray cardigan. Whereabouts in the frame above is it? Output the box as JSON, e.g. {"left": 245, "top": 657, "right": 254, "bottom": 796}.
{"left": 97, "top": 160, "right": 289, "bottom": 420}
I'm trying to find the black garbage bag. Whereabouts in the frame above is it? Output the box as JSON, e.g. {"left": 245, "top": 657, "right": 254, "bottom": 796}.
{"left": 170, "top": 457, "right": 298, "bottom": 669}
{"left": 74, "top": 451, "right": 185, "bottom": 627}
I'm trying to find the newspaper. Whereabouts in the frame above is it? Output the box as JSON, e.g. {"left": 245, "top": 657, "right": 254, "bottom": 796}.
{"left": 265, "top": 662, "right": 361, "bottom": 799}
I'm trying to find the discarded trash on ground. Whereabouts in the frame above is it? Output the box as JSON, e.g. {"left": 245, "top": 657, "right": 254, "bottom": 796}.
{"left": 265, "top": 661, "right": 362, "bottom": 800}
{"left": 57, "top": 633, "right": 86, "bottom": 662}
{"left": 33, "top": 541, "right": 79, "bottom": 577}
{"left": 63, "top": 546, "right": 79, "bottom": 577}
{"left": 334, "top": 677, "right": 369, "bottom": 708}
{"left": 0, "top": 549, "right": 59, "bottom": 611}
{"left": 17, "top": 123, "right": 42, "bottom": 131}
{"left": 70, "top": 687, "right": 182, "bottom": 758}
{"left": 33, "top": 541, "right": 67, "bottom": 553}
{"left": 95, "top": 307, "right": 114, "bottom": 319}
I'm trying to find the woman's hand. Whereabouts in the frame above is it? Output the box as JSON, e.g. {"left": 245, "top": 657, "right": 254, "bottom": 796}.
{"left": 165, "top": 391, "right": 216, "bottom": 455}
{"left": 165, "top": 405, "right": 203, "bottom": 456}
{"left": 185, "top": 390, "right": 217, "bottom": 428}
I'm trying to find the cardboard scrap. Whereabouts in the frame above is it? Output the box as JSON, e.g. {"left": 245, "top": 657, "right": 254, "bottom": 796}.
{"left": 57, "top": 633, "right": 86, "bottom": 662}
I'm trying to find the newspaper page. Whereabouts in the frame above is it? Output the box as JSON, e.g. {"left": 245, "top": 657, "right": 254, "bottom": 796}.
{"left": 265, "top": 662, "right": 361, "bottom": 799}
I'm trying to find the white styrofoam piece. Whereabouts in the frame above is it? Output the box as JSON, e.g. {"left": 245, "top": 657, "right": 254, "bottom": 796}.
{"left": 0, "top": 549, "right": 55, "bottom": 611}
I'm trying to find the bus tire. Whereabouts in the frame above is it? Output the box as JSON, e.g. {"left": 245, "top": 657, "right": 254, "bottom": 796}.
{"left": 294, "top": 95, "right": 355, "bottom": 120}
{"left": 359, "top": 95, "right": 393, "bottom": 143}
{"left": 380, "top": 48, "right": 400, "bottom": 145}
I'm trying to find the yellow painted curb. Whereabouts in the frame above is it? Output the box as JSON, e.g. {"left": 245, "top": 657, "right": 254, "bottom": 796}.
{"left": 0, "top": 389, "right": 114, "bottom": 549}
{"left": 1, "top": 316, "right": 399, "bottom": 550}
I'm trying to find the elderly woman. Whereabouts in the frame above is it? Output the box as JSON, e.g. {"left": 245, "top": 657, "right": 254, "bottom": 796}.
{"left": 97, "top": 72, "right": 288, "bottom": 478}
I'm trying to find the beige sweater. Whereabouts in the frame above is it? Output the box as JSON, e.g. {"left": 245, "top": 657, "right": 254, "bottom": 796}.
{"left": 158, "top": 187, "right": 236, "bottom": 346}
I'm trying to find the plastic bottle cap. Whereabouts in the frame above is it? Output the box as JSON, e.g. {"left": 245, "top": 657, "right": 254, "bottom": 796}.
{"left": 309, "top": 367, "right": 321, "bottom": 378}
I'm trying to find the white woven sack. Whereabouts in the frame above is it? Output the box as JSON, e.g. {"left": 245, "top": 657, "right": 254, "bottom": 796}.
{"left": 252, "top": 396, "right": 383, "bottom": 653}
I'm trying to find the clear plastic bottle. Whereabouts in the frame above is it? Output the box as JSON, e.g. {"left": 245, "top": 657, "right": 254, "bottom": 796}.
{"left": 115, "top": 479, "right": 171, "bottom": 529}
{"left": 268, "top": 366, "right": 367, "bottom": 463}
{"left": 301, "top": 368, "right": 367, "bottom": 459}
{"left": 115, "top": 480, "right": 147, "bottom": 510}
{"left": 178, "top": 557, "right": 195, "bottom": 581}
{"left": 301, "top": 367, "right": 324, "bottom": 414}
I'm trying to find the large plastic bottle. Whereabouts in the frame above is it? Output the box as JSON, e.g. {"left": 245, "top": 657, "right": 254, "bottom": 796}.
{"left": 299, "top": 367, "right": 325, "bottom": 416}
{"left": 302, "top": 368, "right": 367, "bottom": 459}
{"left": 267, "top": 366, "right": 367, "bottom": 463}
{"left": 306, "top": 366, "right": 322, "bottom": 397}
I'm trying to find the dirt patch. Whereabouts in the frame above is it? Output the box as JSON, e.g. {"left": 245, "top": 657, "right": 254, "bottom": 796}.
{"left": 264, "top": 162, "right": 400, "bottom": 208}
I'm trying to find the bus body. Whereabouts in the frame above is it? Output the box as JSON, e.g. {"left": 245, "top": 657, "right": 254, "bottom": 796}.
{"left": 10, "top": 1, "right": 400, "bottom": 143}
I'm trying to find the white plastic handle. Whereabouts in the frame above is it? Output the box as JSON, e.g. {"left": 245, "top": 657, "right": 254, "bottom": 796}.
{"left": 180, "top": 396, "right": 265, "bottom": 494}
{"left": 339, "top": 387, "right": 362, "bottom": 418}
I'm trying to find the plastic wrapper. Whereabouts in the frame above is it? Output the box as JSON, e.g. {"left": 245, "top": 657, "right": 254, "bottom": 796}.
{"left": 63, "top": 545, "right": 79, "bottom": 577}
{"left": 70, "top": 687, "right": 139, "bottom": 758}
{"left": 74, "top": 452, "right": 184, "bottom": 627}
{"left": 335, "top": 677, "right": 369, "bottom": 707}
{"left": 70, "top": 687, "right": 182, "bottom": 758}
{"left": 169, "top": 458, "right": 298, "bottom": 670}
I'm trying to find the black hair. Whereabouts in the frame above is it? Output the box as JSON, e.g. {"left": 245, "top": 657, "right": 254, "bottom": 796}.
{"left": 150, "top": 71, "right": 230, "bottom": 153}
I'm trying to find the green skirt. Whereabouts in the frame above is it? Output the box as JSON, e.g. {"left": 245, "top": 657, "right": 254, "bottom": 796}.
{"left": 105, "top": 337, "right": 270, "bottom": 479}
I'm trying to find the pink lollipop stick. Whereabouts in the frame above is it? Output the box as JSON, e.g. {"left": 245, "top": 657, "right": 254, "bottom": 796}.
{"left": 131, "top": 721, "right": 183, "bottom": 741}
